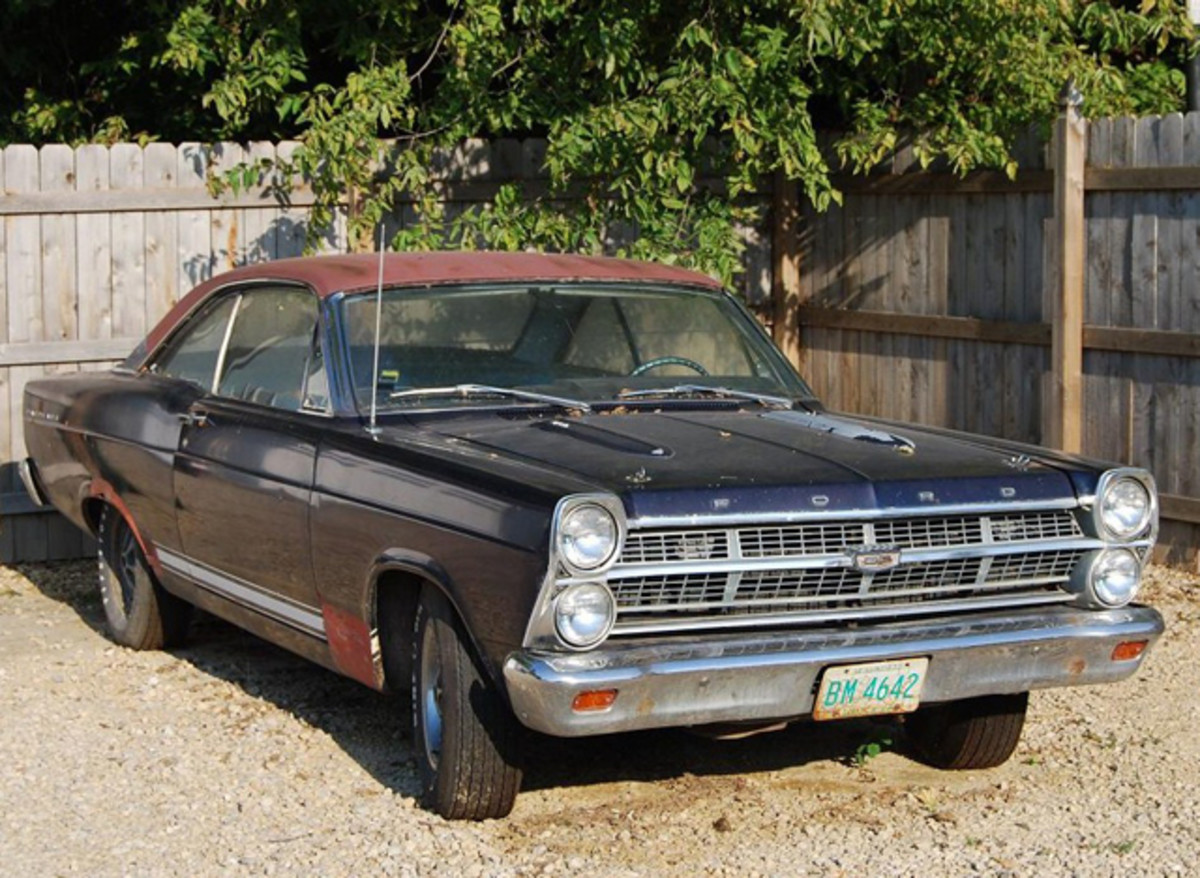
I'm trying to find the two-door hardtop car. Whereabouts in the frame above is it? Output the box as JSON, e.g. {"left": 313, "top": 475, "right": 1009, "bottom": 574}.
{"left": 21, "top": 252, "right": 1163, "bottom": 819}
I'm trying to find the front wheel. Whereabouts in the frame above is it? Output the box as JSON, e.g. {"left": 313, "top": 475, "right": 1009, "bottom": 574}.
{"left": 412, "top": 586, "right": 522, "bottom": 820}
{"left": 905, "top": 692, "right": 1029, "bottom": 770}
{"left": 97, "top": 507, "right": 192, "bottom": 650}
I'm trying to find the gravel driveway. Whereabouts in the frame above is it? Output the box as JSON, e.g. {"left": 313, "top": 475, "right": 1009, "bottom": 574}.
{"left": 1, "top": 560, "right": 1196, "bottom": 877}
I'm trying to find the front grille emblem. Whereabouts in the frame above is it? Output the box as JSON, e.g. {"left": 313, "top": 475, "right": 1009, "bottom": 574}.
{"left": 850, "top": 545, "right": 902, "bottom": 571}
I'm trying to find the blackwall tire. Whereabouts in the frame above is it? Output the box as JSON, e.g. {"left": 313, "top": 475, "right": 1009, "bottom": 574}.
{"left": 412, "top": 586, "right": 522, "bottom": 820}
{"left": 906, "top": 692, "right": 1029, "bottom": 770}
{"left": 97, "top": 507, "right": 192, "bottom": 650}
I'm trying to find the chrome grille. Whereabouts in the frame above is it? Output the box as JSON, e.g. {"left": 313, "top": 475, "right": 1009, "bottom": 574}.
{"left": 873, "top": 517, "right": 983, "bottom": 548}
{"left": 990, "top": 511, "right": 1082, "bottom": 542}
{"left": 987, "top": 549, "right": 1081, "bottom": 582}
{"left": 740, "top": 523, "right": 867, "bottom": 557}
{"left": 612, "top": 572, "right": 727, "bottom": 608}
{"left": 606, "top": 509, "right": 1091, "bottom": 634}
{"left": 733, "top": 568, "right": 861, "bottom": 603}
{"left": 620, "top": 530, "right": 730, "bottom": 564}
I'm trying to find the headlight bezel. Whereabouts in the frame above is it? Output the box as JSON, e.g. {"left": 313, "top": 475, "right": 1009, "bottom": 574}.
{"left": 552, "top": 495, "right": 625, "bottom": 577}
{"left": 1092, "top": 469, "right": 1157, "bottom": 542}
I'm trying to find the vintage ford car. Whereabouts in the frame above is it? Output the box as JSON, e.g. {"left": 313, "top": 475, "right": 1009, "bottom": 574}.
{"left": 21, "top": 252, "right": 1163, "bottom": 820}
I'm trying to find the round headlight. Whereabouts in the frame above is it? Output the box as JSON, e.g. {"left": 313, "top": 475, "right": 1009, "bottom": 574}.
{"left": 1089, "top": 548, "right": 1141, "bottom": 607}
{"left": 554, "top": 583, "right": 616, "bottom": 648}
{"left": 558, "top": 504, "right": 618, "bottom": 571}
{"left": 1099, "top": 477, "right": 1152, "bottom": 539}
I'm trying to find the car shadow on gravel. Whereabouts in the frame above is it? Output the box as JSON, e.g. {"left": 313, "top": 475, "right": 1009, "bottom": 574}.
{"left": 18, "top": 560, "right": 904, "bottom": 801}
{"left": 520, "top": 718, "right": 901, "bottom": 794}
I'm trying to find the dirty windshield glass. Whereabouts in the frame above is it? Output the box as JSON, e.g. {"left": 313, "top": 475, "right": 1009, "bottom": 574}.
{"left": 339, "top": 284, "right": 812, "bottom": 410}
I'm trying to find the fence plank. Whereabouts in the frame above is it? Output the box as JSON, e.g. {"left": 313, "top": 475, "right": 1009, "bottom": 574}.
{"left": 5, "top": 145, "right": 41, "bottom": 464}
{"left": 39, "top": 145, "right": 77, "bottom": 347}
{"left": 274, "top": 141, "right": 307, "bottom": 258}
{"left": 1185, "top": 115, "right": 1200, "bottom": 498}
{"left": 243, "top": 141, "right": 278, "bottom": 263}
{"left": 76, "top": 145, "right": 113, "bottom": 342}
{"left": 177, "top": 143, "right": 213, "bottom": 291}
{"left": 144, "top": 143, "right": 180, "bottom": 327}
{"left": 1048, "top": 96, "right": 1086, "bottom": 452}
{"left": 111, "top": 143, "right": 148, "bottom": 341}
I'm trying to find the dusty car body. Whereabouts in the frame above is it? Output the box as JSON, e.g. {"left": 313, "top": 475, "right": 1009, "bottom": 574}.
{"left": 21, "top": 252, "right": 1163, "bottom": 819}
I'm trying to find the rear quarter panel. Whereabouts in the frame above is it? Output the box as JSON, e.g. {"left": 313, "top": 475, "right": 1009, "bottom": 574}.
{"left": 24, "top": 371, "right": 201, "bottom": 551}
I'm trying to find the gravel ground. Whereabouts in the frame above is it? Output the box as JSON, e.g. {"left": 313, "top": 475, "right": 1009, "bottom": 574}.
{"left": 1, "top": 560, "right": 1197, "bottom": 877}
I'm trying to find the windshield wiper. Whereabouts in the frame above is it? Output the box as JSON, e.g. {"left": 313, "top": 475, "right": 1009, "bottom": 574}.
{"left": 389, "top": 383, "right": 592, "bottom": 412}
{"left": 616, "top": 384, "right": 795, "bottom": 410}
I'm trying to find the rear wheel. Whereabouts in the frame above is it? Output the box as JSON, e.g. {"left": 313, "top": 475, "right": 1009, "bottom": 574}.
{"left": 97, "top": 507, "right": 192, "bottom": 650}
{"left": 905, "top": 692, "right": 1029, "bottom": 770}
{"left": 412, "top": 586, "right": 522, "bottom": 820}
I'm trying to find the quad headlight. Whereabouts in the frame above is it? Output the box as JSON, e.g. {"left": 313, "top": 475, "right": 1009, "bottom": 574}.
{"left": 1088, "top": 548, "right": 1142, "bottom": 607}
{"left": 1097, "top": 473, "right": 1154, "bottom": 540}
{"left": 554, "top": 583, "right": 616, "bottom": 648}
{"left": 556, "top": 501, "right": 621, "bottom": 573}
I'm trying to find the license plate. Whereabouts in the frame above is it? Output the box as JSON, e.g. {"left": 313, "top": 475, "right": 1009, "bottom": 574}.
{"left": 813, "top": 657, "right": 929, "bottom": 721}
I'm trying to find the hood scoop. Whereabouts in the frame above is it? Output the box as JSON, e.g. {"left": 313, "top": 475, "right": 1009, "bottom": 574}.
{"left": 535, "top": 419, "right": 672, "bottom": 458}
{"left": 763, "top": 410, "right": 917, "bottom": 453}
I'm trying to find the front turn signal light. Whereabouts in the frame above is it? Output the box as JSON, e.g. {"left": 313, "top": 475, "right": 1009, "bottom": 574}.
{"left": 572, "top": 689, "right": 618, "bottom": 712}
{"left": 1111, "top": 640, "right": 1148, "bottom": 662}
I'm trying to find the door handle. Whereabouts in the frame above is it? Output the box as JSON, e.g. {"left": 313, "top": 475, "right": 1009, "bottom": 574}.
{"left": 178, "top": 411, "right": 210, "bottom": 428}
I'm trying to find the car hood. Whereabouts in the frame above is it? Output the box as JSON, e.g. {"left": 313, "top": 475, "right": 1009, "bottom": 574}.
{"left": 400, "top": 407, "right": 1081, "bottom": 521}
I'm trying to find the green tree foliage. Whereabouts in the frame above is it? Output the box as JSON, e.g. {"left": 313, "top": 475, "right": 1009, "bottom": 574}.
{"left": 2, "top": 1, "right": 1194, "bottom": 280}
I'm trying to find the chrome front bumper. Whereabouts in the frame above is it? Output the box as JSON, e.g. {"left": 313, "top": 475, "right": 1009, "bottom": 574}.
{"left": 503, "top": 605, "right": 1164, "bottom": 736}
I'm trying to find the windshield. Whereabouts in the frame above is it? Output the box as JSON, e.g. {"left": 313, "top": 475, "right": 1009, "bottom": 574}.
{"left": 339, "top": 283, "right": 814, "bottom": 411}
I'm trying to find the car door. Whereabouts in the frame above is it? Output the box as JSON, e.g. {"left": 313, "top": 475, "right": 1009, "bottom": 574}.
{"left": 168, "top": 285, "right": 329, "bottom": 641}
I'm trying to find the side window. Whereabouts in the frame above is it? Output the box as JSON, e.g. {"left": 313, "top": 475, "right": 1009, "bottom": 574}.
{"left": 153, "top": 296, "right": 238, "bottom": 390}
{"left": 217, "top": 287, "right": 321, "bottom": 412}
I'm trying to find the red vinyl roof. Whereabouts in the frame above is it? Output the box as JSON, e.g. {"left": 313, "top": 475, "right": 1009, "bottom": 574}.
{"left": 144, "top": 252, "right": 722, "bottom": 354}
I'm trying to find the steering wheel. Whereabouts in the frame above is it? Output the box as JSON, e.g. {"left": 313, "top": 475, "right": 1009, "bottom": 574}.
{"left": 629, "top": 356, "right": 709, "bottom": 377}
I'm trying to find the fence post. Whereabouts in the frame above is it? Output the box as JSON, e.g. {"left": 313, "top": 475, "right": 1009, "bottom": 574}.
{"left": 771, "top": 170, "right": 802, "bottom": 366}
{"left": 1046, "top": 83, "right": 1087, "bottom": 452}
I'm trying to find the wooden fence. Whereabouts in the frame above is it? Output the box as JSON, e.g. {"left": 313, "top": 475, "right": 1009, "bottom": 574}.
{"left": 2, "top": 113, "right": 1200, "bottom": 565}
{"left": 772, "top": 109, "right": 1200, "bottom": 566}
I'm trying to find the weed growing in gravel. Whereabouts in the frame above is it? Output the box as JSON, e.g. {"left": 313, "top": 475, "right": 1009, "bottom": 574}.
{"left": 850, "top": 729, "right": 893, "bottom": 767}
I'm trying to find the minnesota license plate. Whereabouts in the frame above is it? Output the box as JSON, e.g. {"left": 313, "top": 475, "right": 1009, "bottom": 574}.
{"left": 813, "top": 657, "right": 929, "bottom": 721}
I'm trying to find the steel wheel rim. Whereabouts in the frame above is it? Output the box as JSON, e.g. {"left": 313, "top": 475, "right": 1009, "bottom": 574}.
{"left": 116, "top": 527, "right": 139, "bottom": 613}
{"left": 419, "top": 621, "right": 444, "bottom": 770}
{"left": 102, "top": 523, "right": 138, "bottom": 625}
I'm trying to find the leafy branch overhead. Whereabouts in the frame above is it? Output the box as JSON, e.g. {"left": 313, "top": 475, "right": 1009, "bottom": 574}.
{"left": 4, "top": 0, "right": 1194, "bottom": 281}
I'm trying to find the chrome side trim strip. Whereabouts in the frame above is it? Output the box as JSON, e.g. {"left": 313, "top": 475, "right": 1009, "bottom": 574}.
{"left": 627, "top": 497, "right": 1082, "bottom": 530}
{"left": 156, "top": 546, "right": 326, "bottom": 640}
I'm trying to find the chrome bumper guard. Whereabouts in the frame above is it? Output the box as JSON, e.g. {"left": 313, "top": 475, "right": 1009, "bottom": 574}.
{"left": 503, "top": 605, "right": 1164, "bottom": 736}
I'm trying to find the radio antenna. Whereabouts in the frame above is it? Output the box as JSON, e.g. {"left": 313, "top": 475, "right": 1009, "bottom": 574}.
{"left": 367, "top": 223, "right": 386, "bottom": 436}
